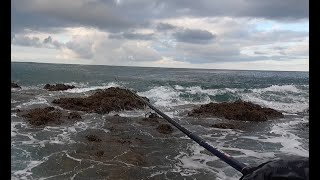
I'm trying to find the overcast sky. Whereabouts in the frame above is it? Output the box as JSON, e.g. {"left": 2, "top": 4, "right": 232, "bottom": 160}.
{"left": 11, "top": 0, "right": 309, "bottom": 71}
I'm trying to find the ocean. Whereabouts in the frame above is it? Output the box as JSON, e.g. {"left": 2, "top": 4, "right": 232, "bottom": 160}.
{"left": 11, "top": 62, "right": 309, "bottom": 179}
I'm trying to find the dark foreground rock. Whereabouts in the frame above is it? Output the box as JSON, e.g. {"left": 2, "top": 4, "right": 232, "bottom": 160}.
{"left": 18, "top": 107, "right": 82, "bottom": 126}
{"left": 52, "top": 87, "right": 149, "bottom": 114}
{"left": 44, "top": 83, "right": 75, "bottom": 91}
{"left": 11, "top": 82, "right": 21, "bottom": 88}
{"left": 188, "top": 100, "right": 284, "bottom": 121}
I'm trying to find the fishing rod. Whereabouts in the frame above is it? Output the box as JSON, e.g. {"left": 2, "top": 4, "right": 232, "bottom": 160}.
{"left": 126, "top": 88, "right": 251, "bottom": 175}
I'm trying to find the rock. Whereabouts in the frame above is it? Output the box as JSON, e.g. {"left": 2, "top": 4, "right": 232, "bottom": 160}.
{"left": 86, "top": 135, "right": 102, "bottom": 142}
{"left": 114, "top": 114, "right": 120, "bottom": 117}
{"left": 43, "top": 83, "right": 75, "bottom": 91}
{"left": 142, "top": 117, "right": 159, "bottom": 124}
{"left": 52, "top": 87, "right": 149, "bottom": 114}
{"left": 212, "top": 123, "right": 238, "bottom": 129}
{"left": 20, "top": 107, "right": 62, "bottom": 126}
{"left": 67, "top": 112, "right": 82, "bottom": 119}
{"left": 116, "top": 139, "right": 132, "bottom": 144}
{"left": 141, "top": 112, "right": 162, "bottom": 125}
{"left": 95, "top": 150, "right": 104, "bottom": 157}
{"left": 145, "top": 112, "right": 159, "bottom": 118}
{"left": 188, "top": 100, "right": 284, "bottom": 121}
{"left": 156, "top": 124, "right": 174, "bottom": 134}
{"left": 11, "top": 82, "right": 21, "bottom": 88}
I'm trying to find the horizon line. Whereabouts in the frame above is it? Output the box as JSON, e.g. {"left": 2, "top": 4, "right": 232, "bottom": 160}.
{"left": 11, "top": 60, "right": 309, "bottom": 73}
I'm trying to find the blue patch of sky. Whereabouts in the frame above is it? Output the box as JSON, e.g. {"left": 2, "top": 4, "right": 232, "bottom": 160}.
{"left": 255, "top": 21, "right": 308, "bottom": 32}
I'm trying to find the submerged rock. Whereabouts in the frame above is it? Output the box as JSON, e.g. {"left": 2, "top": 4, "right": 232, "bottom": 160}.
{"left": 67, "top": 112, "right": 82, "bottom": 119}
{"left": 212, "top": 123, "right": 239, "bottom": 129}
{"left": 20, "top": 107, "right": 62, "bottom": 126}
{"left": 156, "top": 124, "right": 174, "bottom": 134}
{"left": 11, "top": 82, "right": 21, "bottom": 88}
{"left": 95, "top": 150, "right": 104, "bottom": 157}
{"left": 145, "top": 112, "right": 159, "bottom": 119}
{"left": 44, "top": 83, "right": 75, "bottom": 91}
{"left": 188, "top": 100, "right": 283, "bottom": 121}
{"left": 52, "top": 87, "right": 149, "bottom": 114}
{"left": 86, "top": 134, "right": 102, "bottom": 142}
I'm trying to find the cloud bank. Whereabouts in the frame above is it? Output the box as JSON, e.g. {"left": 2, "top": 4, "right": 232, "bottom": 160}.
{"left": 11, "top": 0, "right": 309, "bottom": 71}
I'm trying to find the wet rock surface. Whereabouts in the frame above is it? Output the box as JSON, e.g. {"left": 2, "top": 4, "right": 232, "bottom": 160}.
{"left": 85, "top": 134, "right": 102, "bottom": 142}
{"left": 188, "top": 100, "right": 284, "bottom": 121}
{"left": 11, "top": 82, "right": 21, "bottom": 88}
{"left": 52, "top": 87, "right": 149, "bottom": 114}
{"left": 63, "top": 115, "right": 185, "bottom": 177}
{"left": 156, "top": 124, "right": 174, "bottom": 134}
{"left": 67, "top": 112, "right": 82, "bottom": 119}
{"left": 43, "top": 83, "right": 75, "bottom": 91}
{"left": 18, "top": 107, "right": 82, "bottom": 126}
{"left": 212, "top": 123, "right": 239, "bottom": 129}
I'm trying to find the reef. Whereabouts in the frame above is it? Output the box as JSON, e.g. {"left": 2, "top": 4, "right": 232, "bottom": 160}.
{"left": 44, "top": 83, "right": 75, "bottom": 91}
{"left": 52, "top": 87, "right": 149, "bottom": 114}
{"left": 18, "top": 107, "right": 82, "bottom": 126}
{"left": 188, "top": 100, "right": 284, "bottom": 121}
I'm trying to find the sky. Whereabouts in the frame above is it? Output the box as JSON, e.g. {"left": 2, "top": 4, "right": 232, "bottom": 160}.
{"left": 11, "top": 0, "right": 309, "bottom": 71}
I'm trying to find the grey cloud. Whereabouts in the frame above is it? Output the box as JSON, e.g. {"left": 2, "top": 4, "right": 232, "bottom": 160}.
{"left": 12, "top": 35, "right": 63, "bottom": 49}
{"left": 156, "top": 23, "right": 176, "bottom": 31}
{"left": 65, "top": 41, "right": 94, "bottom": 59}
{"left": 43, "top": 36, "right": 52, "bottom": 43}
{"left": 109, "top": 32, "right": 154, "bottom": 40}
{"left": 173, "top": 29, "right": 216, "bottom": 44}
{"left": 254, "top": 51, "right": 266, "bottom": 55}
{"left": 11, "top": 0, "right": 142, "bottom": 33}
{"left": 159, "top": 0, "right": 308, "bottom": 20}
{"left": 12, "top": 36, "right": 42, "bottom": 47}
{"left": 12, "top": 0, "right": 308, "bottom": 33}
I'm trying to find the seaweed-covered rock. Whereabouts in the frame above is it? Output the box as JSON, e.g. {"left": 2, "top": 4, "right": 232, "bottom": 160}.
{"left": 188, "top": 100, "right": 283, "bottom": 121}
{"left": 52, "top": 87, "right": 149, "bottom": 114}
{"left": 156, "top": 124, "right": 174, "bottom": 134}
{"left": 11, "top": 82, "right": 21, "bottom": 88}
{"left": 18, "top": 107, "right": 84, "bottom": 126}
{"left": 20, "top": 107, "right": 62, "bottom": 126}
{"left": 43, "top": 83, "right": 75, "bottom": 91}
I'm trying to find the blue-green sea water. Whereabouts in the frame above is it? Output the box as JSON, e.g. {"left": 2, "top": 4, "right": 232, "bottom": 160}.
{"left": 11, "top": 62, "right": 309, "bottom": 179}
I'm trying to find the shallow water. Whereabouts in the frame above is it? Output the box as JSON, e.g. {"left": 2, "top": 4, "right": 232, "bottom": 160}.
{"left": 11, "top": 62, "right": 309, "bottom": 179}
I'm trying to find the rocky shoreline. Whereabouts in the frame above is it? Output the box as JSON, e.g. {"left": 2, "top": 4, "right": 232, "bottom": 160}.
{"left": 12, "top": 85, "right": 300, "bottom": 178}
{"left": 16, "top": 86, "right": 284, "bottom": 128}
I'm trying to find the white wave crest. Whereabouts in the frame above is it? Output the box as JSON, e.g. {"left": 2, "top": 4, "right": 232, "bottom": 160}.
{"left": 243, "top": 119, "right": 309, "bottom": 157}
{"left": 138, "top": 86, "right": 189, "bottom": 107}
{"left": 241, "top": 94, "right": 308, "bottom": 113}
{"left": 65, "top": 82, "right": 121, "bottom": 93}
{"left": 251, "top": 85, "right": 302, "bottom": 94}
{"left": 16, "top": 96, "right": 49, "bottom": 108}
